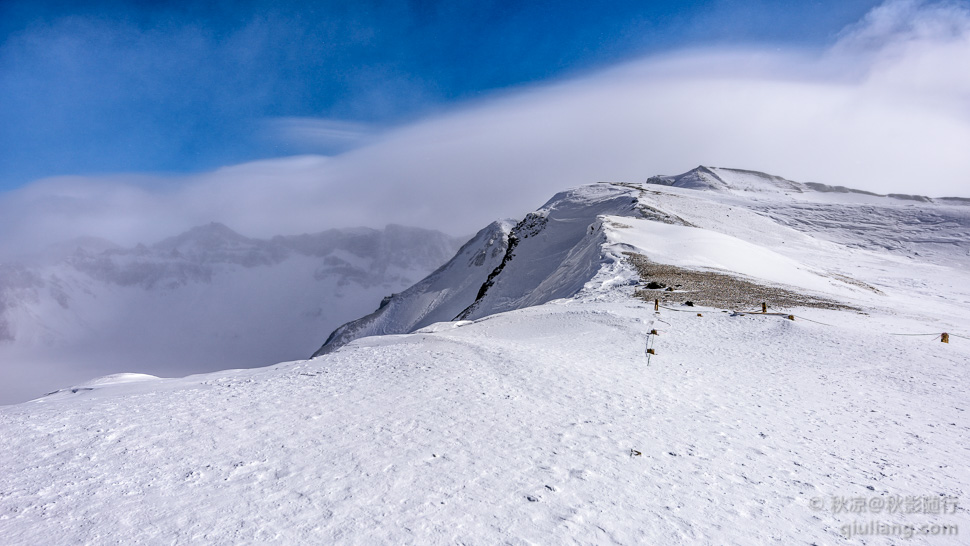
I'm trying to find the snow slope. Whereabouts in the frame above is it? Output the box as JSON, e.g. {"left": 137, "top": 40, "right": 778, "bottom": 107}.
{"left": 313, "top": 220, "right": 513, "bottom": 356}
{"left": 2, "top": 300, "right": 967, "bottom": 544}
{"left": 1, "top": 167, "right": 968, "bottom": 544}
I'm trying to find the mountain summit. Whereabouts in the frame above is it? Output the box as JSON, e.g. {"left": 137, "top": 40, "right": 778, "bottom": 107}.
{"left": 646, "top": 166, "right": 804, "bottom": 193}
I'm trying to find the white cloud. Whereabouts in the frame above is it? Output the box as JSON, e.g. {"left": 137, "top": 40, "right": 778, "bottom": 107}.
{"left": 1, "top": 0, "right": 968, "bottom": 258}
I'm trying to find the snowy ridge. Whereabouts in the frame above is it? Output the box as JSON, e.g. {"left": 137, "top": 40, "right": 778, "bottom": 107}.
{"left": 648, "top": 166, "right": 967, "bottom": 204}
{"left": 315, "top": 184, "right": 642, "bottom": 355}
{"left": 457, "top": 185, "right": 641, "bottom": 320}
{"left": 313, "top": 220, "right": 513, "bottom": 356}
{"left": 646, "top": 166, "right": 804, "bottom": 193}
{"left": 639, "top": 167, "right": 970, "bottom": 270}
{"left": 317, "top": 168, "right": 958, "bottom": 355}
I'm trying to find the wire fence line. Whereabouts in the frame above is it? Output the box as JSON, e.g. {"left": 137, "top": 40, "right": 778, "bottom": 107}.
{"left": 648, "top": 300, "right": 963, "bottom": 341}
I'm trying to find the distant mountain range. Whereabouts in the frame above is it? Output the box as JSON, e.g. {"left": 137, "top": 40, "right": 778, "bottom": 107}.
{"left": 0, "top": 223, "right": 463, "bottom": 403}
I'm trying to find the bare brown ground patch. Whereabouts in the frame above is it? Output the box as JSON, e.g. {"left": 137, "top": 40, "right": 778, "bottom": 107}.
{"left": 624, "top": 252, "right": 857, "bottom": 312}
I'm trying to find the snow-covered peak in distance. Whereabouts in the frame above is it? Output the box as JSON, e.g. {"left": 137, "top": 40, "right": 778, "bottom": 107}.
{"left": 0, "top": 223, "right": 463, "bottom": 404}
{"left": 646, "top": 165, "right": 805, "bottom": 193}
{"left": 36, "top": 236, "right": 123, "bottom": 264}
{"left": 152, "top": 222, "right": 264, "bottom": 256}
{"left": 643, "top": 166, "right": 970, "bottom": 268}
{"left": 315, "top": 166, "right": 970, "bottom": 355}
{"left": 647, "top": 165, "right": 962, "bottom": 204}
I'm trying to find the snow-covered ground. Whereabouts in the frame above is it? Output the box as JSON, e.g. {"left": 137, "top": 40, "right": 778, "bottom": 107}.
{"left": 1, "top": 167, "right": 968, "bottom": 544}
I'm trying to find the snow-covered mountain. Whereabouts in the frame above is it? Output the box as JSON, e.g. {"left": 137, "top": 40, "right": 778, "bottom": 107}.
{"left": 0, "top": 223, "right": 463, "bottom": 404}
{"left": 1, "top": 167, "right": 968, "bottom": 544}
{"left": 648, "top": 166, "right": 970, "bottom": 267}
{"left": 315, "top": 166, "right": 970, "bottom": 355}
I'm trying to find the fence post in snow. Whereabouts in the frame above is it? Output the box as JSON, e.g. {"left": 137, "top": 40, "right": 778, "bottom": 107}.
{"left": 654, "top": 299, "right": 659, "bottom": 312}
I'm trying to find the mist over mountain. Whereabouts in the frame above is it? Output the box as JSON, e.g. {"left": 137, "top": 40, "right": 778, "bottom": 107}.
{"left": 0, "top": 223, "right": 463, "bottom": 404}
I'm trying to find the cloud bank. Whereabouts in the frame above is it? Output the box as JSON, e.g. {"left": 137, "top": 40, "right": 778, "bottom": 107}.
{"left": 1, "top": 0, "right": 968, "bottom": 258}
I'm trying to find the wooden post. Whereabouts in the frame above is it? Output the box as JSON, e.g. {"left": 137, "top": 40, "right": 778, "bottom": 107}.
{"left": 654, "top": 298, "right": 659, "bottom": 312}
{"left": 762, "top": 302, "right": 767, "bottom": 313}
{"left": 942, "top": 333, "right": 949, "bottom": 343}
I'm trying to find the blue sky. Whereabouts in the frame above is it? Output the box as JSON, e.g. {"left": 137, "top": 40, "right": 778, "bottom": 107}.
{"left": 0, "top": 0, "right": 884, "bottom": 189}
{"left": 0, "top": 0, "right": 968, "bottom": 255}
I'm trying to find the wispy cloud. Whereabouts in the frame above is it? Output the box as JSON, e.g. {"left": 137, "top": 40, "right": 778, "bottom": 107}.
{"left": 265, "top": 118, "right": 380, "bottom": 153}
{"left": 1, "top": 0, "right": 967, "bottom": 259}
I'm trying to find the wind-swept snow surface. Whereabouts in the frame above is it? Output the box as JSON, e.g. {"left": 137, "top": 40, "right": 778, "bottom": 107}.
{"left": 1, "top": 166, "right": 969, "bottom": 544}
{"left": 2, "top": 299, "right": 968, "bottom": 544}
